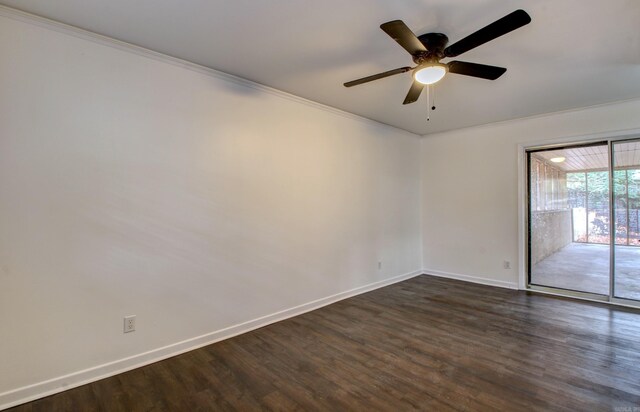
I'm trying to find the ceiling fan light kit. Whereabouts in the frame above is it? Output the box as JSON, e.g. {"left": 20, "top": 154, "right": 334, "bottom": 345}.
{"left": 344, "top": 9, "right": 532, "bottom": 114}
{"left": 414, "top": 63, "right": 447, "bottom": 85}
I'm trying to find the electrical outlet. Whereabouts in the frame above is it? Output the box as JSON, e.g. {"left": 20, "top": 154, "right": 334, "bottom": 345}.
{"left": 124, "top": 315, "right": 136, "bottom": 333}
{"left": 503, "top": 260, "right": 511, "bottom": 269}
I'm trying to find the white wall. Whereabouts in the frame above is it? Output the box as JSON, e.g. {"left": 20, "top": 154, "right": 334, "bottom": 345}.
{"left": 420, "top": 98, "right": 640, "bottom": 288}
{"left": 0, "top": 13, "right": 422, "bottom": 406}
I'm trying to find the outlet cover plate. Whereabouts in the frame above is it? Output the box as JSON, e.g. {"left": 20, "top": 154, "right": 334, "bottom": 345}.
{"left": 124, "top": 315, "right": 136, "bottom": 333}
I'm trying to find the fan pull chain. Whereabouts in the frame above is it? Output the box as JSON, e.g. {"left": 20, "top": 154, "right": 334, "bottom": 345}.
{"left": 432, "top": 85, "right": 436, "bottom": 111}
{"left": 426, "top": 85, "right": 430, "bottom": 122}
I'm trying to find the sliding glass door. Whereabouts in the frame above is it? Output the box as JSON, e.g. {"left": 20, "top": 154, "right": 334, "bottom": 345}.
{"left": 612, "top": 140, "right": 640, "bottom": 302}
{"left": 527, "top": 138, "right": 640, "bottom": 306}
{"left": 528, "top": 143, "right": 611, "bottom": 297}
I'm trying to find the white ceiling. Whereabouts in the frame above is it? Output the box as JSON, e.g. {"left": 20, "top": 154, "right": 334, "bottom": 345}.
{"left": 2, "top": 0, "right": 640, "bottom": 135}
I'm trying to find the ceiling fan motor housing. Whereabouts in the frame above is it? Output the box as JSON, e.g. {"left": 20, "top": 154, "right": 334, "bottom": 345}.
{"left": 415, "top": 33, "right": 449, "bottom": 63}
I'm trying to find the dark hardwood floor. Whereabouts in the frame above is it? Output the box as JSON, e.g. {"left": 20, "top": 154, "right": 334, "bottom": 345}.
{"left": 9, "top": 275, "right": 640, "bottom": 411}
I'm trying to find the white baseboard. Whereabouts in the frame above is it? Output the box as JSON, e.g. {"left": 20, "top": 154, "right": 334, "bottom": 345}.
{"left": 0, "top": 270, "right": 423, "bottom": 410}
{"left": 423, "top": 269, "right": 518, "bottom": 290}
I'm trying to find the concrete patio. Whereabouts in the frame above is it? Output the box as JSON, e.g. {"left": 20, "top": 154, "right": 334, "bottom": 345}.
{"left": 531, "top": 242, "right": 640, "bottom": 301}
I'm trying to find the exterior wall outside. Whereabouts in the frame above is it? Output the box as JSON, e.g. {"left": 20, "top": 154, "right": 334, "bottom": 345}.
{"left": 530, "top": 210, "right": 572, "bottom": 265}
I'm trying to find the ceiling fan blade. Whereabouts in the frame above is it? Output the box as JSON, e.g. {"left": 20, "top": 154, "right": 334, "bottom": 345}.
{"left": 403, "top": 80, "right": 424, "bottom": 105}
{"left": 447, "top": 61, "right": 507, "bottom": 80}
{"left": 380, "top": 20, "right": 427, "bottom": 55}
{"left": 443, "top": 9, "right": 531, "bottom": 57}
{"left": 343, "top": 66, "right": 412, "bottom": 87}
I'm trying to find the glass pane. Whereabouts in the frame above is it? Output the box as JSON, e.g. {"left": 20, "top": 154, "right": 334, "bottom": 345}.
{"left": 567, "top": 172, "right": 586, "bottom": 242}
{"left": 613, "top": 170, "right": 628, "bottom": 245}
{"left": 586, "top": 171, "right": 610, "bottom": 245}
{"left": 612, "top": 141, "right": 640, "bottom": 301}
{"left": 529, "top": 144, "right": 610, "bottom": 295}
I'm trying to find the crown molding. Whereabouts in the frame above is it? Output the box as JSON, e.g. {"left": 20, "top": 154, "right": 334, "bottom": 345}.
{"left": 0, "top": 4, "right": 419, "bottom": 139}
{"left": 421, "top": 96, "right": 640, "bottom": 138}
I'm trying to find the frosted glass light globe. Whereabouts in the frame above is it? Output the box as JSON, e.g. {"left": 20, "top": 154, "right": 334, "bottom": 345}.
{"left": 414, "top": 65, "right": 446, "bottom": 85}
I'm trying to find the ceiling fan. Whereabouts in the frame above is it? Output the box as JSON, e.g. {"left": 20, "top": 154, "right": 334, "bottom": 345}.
{"left": 344, "top": 10, "right": 531, "bottom": 105}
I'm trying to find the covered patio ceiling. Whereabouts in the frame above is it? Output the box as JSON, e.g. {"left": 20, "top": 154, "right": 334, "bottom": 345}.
{"left": 536, "top": 141, "right": 640, "bottom": 172}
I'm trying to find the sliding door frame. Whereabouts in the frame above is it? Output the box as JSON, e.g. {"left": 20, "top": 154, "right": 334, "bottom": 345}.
{"left": 610, "top": 137, "right": 640, "bottom": 307}
{"left": 525, "top": 141, "right": 611, "bottom": 302}
{"left": 518, "top": 128, "right": 640, "bottom": 308}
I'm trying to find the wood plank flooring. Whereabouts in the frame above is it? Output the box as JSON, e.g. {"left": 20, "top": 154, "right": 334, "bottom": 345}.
{"left": 9, "top": 275, "right": 640, "bottom": 411}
